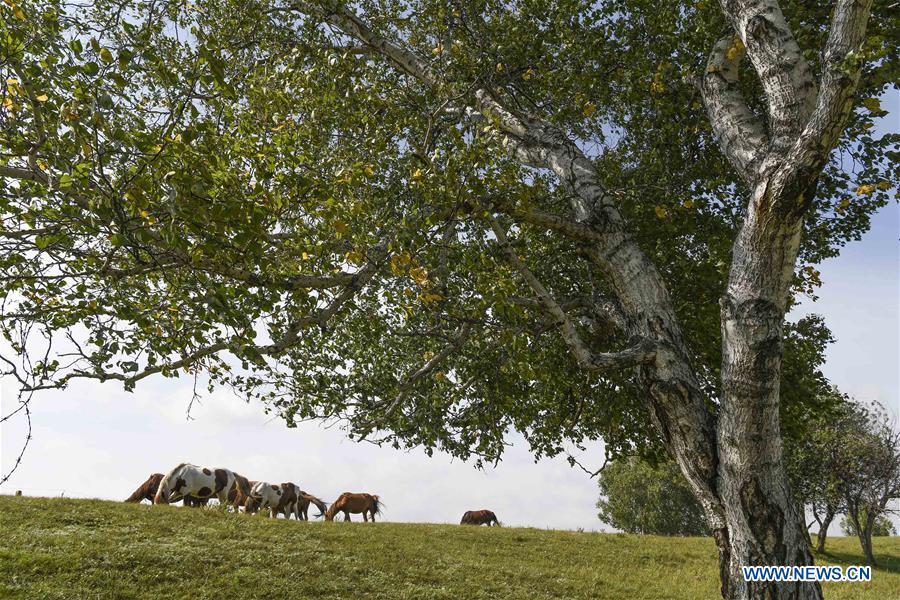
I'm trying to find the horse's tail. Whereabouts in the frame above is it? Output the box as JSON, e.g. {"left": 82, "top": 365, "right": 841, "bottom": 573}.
{"left": 154, "top": 463, "right": 186, "bottom": 504}
{"left": 232, "top": 474, "right": 252, "bottom": 502}
{"left": 371, "top": 495, "right": 383, "bottom": 516}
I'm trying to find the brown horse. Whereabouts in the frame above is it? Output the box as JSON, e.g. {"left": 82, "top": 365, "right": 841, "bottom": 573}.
{"left": 126, "top": 473, "right": 208, "bottom": 506}
{"left": 125, "top": 473, "right": 164, "bottom": 503}
{"left": 324, "top": 492, "right": 381, "bottom": 522}
{"left": 297, "top": 492, "right": 328, "bottom": 520}
{"left": 461, "top": 510, "right": 500, "bottom": 526}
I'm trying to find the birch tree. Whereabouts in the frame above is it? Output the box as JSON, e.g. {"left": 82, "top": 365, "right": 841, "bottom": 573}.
{"left": 1, "top": 1, "right": 896, "bottom": 598}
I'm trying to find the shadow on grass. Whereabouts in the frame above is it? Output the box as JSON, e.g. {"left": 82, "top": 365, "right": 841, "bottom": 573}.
{"left": 817, "top": 548, "right": 900, "bottom": 575}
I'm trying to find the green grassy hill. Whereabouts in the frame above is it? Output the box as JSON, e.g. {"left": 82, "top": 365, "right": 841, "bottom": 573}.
{"left": 1, "top": 496, "right": 897, "bottom": 599}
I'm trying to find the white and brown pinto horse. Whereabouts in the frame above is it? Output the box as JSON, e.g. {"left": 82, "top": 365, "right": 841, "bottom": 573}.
{"left": 126, "top": 472, "right": 207, "bottom": 506}
{"left": 247, "top": 481, "right": 304, "bottom": 519}
{"left": 153, "top": 463, "right": 250, "bottom": 505}
{"left": 324, "top": 492, "right": 382, "bottom": 522}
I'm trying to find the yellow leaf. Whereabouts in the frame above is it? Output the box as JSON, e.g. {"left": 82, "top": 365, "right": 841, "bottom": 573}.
{"left": 496, "top": 63, "right": 504, "bottom": 73}
{"left": 855, "top": 184, "right": 876, "bottom": 196}
{"left": 333, "top": 219, "right": 349, "bottom": 234}
{"left": 654, "top": 205, "right": 668, "bottom": 219}
{"left": 683, "top": 199, "right": 695, "bottom": 209}
{"left": 862, "top": 97, "right": 881, "bottom": 112}
{"left": 35, "top": 93, "right": 49, "bottom": 102}
{"left": 419, "top": 292, "right": 443, "bottom": 304}
{"left": 409, "top": 266, "right": 428, "bottom": 286}
{"left": 431, "top": 44, "right": 443, "bottom": 56}
{"left": 411, "top": 168, "right": 423, "bottom": 180}
{"left": 725, "top": 37, "right": 745, "bottom": 62}
{"left": 345, "top": 250, "right": 363, "bottom": 264}
{"left": 876, "top": 180, "right": 891, "bottom": 190}
{"left": 301, "top": 252, "right": 309, "bottom": 260}
{"left": 522, "top": 68, "right": 535, "bottom": 81}
{"left": 100, "top": 48, "right": 114, "bottom": 63}
{"left": 583, "top": 101, "right": 597, "bottom": 117}
{"left": 423, "top": 351, "right": 435, "bottom": 361}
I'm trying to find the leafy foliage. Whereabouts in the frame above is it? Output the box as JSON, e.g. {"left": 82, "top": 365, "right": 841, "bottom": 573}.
{"left": 596, "top": 456, "right": 708, "bottom": 536}
{"left": 841, "top": 512, "right": 897, "bottom": 537}
{"left": 0, "top": 0, "right": 896, "bottom": 471}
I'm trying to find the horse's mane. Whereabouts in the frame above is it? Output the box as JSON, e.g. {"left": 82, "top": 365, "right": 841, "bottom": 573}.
{"left": 300, "top": 492, "right": 328, "bottom": 516}
{"left": 323, "top": 493, "right": 347, "bottom": 520}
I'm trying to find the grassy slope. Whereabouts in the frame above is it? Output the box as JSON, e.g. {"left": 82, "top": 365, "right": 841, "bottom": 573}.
{"left": 0, "top": 496, "right": 897, "bottom": 599}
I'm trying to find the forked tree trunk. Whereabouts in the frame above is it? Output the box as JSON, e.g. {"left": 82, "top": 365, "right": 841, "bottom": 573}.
{"left": 716, "top": 176, "right": 823, "bottom": 599}
{"left": 854, "top": 510, "right": 878, "bottom": 566}
{"left": 815, "top": 510, "right": 834, "bottom": 554}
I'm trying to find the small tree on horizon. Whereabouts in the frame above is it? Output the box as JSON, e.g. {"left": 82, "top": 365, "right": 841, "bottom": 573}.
{"left": 833, "top": 402, "right": 900, "bottom": 566}
{"left": 840, "top": 512, "right": 897, "bottom": 538}
{"left": 597, "top": 456, "right": 708, "bottom": 536}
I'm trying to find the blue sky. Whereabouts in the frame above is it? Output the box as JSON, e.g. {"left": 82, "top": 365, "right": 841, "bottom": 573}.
{"left": 1, "top": 94, "right": 897, "bottom": 533}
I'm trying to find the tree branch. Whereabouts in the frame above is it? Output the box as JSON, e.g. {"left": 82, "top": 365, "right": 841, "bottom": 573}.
{"left": 792, "top": 0, "right": 874, "bottom": 164}
{"left": 717, "top": 0, "right": 817, "bottom": 148}
{"left": 489, "top": 216, "right": 655, "bottom": 372}
{"left": 701, "top": 34, "right": 768, "bottom": 181}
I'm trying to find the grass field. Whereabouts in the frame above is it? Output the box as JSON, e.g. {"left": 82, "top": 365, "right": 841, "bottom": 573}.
{"left": 1, "top": 496, "right": 897, "bottom": 599}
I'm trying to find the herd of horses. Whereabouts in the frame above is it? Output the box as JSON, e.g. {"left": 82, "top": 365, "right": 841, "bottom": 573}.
{"left": 125, "top": 463, "right": 500, "bottom": 526}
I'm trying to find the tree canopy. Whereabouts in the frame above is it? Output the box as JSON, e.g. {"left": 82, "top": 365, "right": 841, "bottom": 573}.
{"left": 597, "top": 455, "right": 709, "bottom": 536}
{"left": 2, "top": 0, "right": 893, "bottom": 465}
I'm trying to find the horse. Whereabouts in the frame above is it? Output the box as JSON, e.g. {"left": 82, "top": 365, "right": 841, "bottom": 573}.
{"left": 247, "top": 481, "right": 303, "bottom": 518}
{"left": 324, "top": 492, "right": 382, "bottom": 522}
{"left": 153, "top": 463, "right": 250, "bottom": 506}
{"left": 460, "top": 510, "right": 500, "bottom": 526}
{"left": 297, "top": 492, "right": 328, "bottom": 520}
{"left": 126, "top": 473, "right": 164, "bottom": 503}
{"left": 126, "top": 472, "right": 207, "bottom": 506}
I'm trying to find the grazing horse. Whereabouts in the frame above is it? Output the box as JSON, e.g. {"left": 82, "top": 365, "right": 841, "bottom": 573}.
{"left": 126, "top": 472, "right": 207, "bottom": 506}
{"left": 153, "top": 463, "right": 250, "bottom": 505}
{"left": 248, "top": 481, "right": 303, "bottom": 518}
{"left": 324, "top": 493, "right": 382, "bottom": 522}
{"left": 297, "top": 492, "right": 328, "bottom": 520}
{"left": 126, "top": 473, "right": 164, "bottom": 503}
{"left": 460, "top": 510, "right": 500, "bottom": 526}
